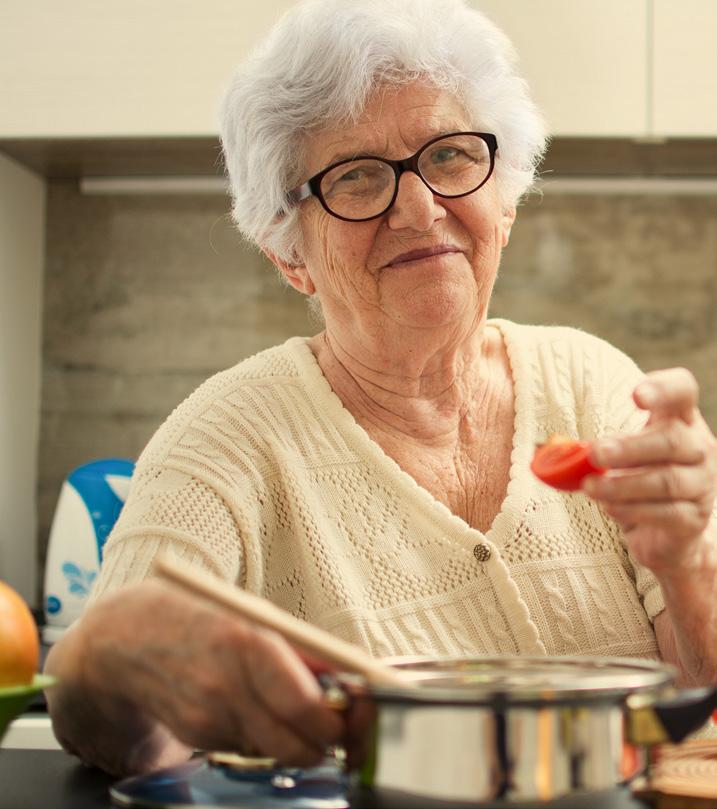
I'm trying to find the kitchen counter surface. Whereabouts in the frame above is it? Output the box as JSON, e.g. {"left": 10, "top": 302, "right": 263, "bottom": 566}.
{"left": 0, "top": 749, "right": 113, "bottom": 809}
{"left": 0, "top": 748, "right": 671, "bottom": 809}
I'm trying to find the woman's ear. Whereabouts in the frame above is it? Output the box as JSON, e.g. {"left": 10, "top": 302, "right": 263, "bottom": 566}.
{"left": 501, "top": 207, "right": 517, "bottom": 247}
{"left": 262, "top": 248, "right": 316, "bottom": 295}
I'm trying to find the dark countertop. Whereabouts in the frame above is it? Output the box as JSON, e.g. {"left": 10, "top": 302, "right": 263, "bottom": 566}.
{"left": 0, "top": 749, "right": 113, "bottom": 809}
{"left": 0, "top": 748, "right": 666, "bottom": 809}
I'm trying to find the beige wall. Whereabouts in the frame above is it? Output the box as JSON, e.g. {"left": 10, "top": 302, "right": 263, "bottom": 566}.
{"left": 39, "top": 181, "right": 717, "bottom": 579}
{"left": 0, "top": 153, "right": 45, "bottom": 600}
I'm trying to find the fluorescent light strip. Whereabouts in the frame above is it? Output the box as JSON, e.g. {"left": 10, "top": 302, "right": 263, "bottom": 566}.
{"left": 80, "top": 176, "right": 228, "bottom": 194}
{"left": 538, "top": 177, "right": 717, "bottom": 195}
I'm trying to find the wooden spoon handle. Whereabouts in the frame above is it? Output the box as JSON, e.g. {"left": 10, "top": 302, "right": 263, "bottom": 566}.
{"left": 152, "top": 554, "right": 408, "bottom": 689}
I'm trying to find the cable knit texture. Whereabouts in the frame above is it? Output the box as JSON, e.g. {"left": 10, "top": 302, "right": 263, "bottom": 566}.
{"left": 94, "top": 319, "right": 672, "bottom": 662}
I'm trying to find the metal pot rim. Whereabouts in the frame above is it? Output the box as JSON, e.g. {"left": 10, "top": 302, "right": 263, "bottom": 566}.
{"left": 338, "top": 655, "right": 676, "bottom": 706}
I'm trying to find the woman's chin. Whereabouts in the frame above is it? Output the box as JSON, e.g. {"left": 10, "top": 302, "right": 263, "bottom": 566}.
{"left": 388, "top": 289, "right": 481, "bottom": 329}
{"left": 379, "top": 267, "right": 489, "bottom": 329}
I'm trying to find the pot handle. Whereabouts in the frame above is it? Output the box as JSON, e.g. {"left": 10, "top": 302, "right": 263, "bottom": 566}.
{"left": 321, "top": 678, "right": 350, "bottom": 711}
{"left": 626, "top": 686, "right": 717, "bottom": 745}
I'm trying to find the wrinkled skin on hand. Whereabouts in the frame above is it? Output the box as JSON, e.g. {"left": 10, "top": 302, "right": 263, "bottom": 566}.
{"left": 50, "top": 579, "right": 350, "bottom": 775}
{"left": 584, "top": 367, "right": 717, "bottom": 574}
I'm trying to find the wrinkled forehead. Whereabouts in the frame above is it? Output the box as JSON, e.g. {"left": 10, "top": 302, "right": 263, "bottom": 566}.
{"left": 301, "top": 83, "right": 472, "bottom": 176}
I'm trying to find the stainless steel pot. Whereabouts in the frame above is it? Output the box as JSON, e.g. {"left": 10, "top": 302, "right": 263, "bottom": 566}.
{"left": 337, "top": 656, "right": 717, "bottom": 805}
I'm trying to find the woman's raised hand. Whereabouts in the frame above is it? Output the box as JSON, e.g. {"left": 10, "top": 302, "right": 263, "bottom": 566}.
{"left": 585, "top": 368, "right": 717, "bottom": 574}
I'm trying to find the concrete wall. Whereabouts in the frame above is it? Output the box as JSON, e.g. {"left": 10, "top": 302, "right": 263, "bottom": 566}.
{"left": 0, "top": 153, "right": 45, "bottom": 601}
{"left": 39, "top": 181, "right": 717, "bottom": 578}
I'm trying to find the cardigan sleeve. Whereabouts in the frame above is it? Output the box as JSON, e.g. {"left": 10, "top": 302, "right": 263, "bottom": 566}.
{"left": 88, "top": 461, "right": 245, "bottom": 606}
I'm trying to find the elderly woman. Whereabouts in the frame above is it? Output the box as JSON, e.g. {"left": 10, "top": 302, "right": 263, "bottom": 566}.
{"left": 46, "top": 0, "right": 717, "bottom": 777}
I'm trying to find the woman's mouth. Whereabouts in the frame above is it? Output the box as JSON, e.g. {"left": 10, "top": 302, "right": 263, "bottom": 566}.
{"left": 387, "top": 245, "right": 462, "bottom": 267}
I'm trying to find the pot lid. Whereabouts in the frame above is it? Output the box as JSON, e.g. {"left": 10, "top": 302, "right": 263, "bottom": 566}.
{"left": 347, "top": 656, "right": 676, "bottom": 705}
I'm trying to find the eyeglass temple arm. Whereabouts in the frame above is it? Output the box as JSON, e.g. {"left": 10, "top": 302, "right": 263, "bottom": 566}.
{"left": 286, "top": 181, "right": 313, "bottom": 207}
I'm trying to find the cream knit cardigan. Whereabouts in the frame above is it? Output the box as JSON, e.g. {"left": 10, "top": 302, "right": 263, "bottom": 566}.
{"left": 94, "top": 319, "right": 667, "bottom": 661}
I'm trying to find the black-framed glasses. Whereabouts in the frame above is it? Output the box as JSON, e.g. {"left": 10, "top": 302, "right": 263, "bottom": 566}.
{"left": 287, "top": 131, "right": 498, "bottom": 222}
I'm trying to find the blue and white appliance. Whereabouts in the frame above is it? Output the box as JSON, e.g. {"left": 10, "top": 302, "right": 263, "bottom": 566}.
{"left": 43, "top": 458, "right": 135, "bottom": 643}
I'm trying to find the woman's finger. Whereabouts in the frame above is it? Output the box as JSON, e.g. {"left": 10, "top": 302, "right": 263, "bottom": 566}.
{"left": 634, "top": 368, "right": 699, "bottom": 424}
{"left": 165, "top": 677, "right": 328, "bottom": 766}
{"left": 242, "top": 630, "right": 345, "bottom": 751}
{"left": 601, "top": 498, "right": 712, "bottom": 540}
{"left": 584, "top": 464, "right": 712, "bottom": 503}
{"left": 591, "top": 421, "right": 706, "bottom": 469}
{"left": 228, "top": 689, "right": 330, "bottom": 767}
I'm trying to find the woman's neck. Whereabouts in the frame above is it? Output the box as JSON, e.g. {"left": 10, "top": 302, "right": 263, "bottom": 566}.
{"left": 308, "top": 321, "right": 503, "bottom": 447}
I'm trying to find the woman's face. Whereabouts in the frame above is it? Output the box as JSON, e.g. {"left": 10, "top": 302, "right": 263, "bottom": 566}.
{"left": 286, "top": 83, "right": 515, "bottom": 348}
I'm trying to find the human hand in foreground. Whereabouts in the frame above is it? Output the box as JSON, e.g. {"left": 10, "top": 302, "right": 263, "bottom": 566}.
{"left": 46, "top": 579, "right": 346, "bottom": 775}
{"left": 584, "top": 368, "right": 717, "bottom": 574}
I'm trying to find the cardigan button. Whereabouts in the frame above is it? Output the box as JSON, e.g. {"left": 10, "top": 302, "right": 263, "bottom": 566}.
{"left": 473, "top": 543, "right": 491, "bottom": 562}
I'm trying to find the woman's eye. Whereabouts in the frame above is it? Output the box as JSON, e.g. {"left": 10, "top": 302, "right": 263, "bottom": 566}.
{"left": 322, "top": 160, "right": 391, "bottom": 200}
{"left": 431, "top": 147, "right": 461, "bottom": 164}
{"left": 336, "top": 168, "right": 365, "bottom": 183}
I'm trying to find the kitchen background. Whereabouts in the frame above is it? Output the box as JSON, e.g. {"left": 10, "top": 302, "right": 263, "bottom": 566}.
{"left": 1, "top": 0, "right": 716, "bottom": 606}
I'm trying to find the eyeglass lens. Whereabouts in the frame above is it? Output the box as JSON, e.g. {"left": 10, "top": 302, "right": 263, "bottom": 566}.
{"left": 319, "top": 134, "right": 492, "bottom": 221}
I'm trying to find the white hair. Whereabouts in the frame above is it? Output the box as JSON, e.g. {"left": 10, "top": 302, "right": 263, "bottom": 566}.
{"left": 219, "top": 0, "right": 548, "bottom": 263}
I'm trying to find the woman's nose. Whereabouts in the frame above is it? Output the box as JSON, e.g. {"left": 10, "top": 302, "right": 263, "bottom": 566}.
{"left": 386, "top": 171, "right": 446, "bottom": 231}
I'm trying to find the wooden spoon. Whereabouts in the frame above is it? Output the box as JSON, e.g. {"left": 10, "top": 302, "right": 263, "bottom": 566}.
{"left": 152, "top": 554, "right": 409, "bottom": 689}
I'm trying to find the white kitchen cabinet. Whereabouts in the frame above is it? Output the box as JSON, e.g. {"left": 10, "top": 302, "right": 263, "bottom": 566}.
{"left": 0, "top": 0, "right": 297, "bottom": 138}
{"left": 1, "top": 0, "right": 649, "bottom": 140}
{"left": 652, "top": 0, "right": 717, "bottom": 136}
{"left": 475, "top": 1, "right": 649, "bottom": 137}
{"left": 0, "top": 1, "right": 714, "bottom": 141}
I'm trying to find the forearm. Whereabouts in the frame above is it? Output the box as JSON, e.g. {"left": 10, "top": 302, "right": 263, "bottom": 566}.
{"left": 44, "top": 618, "right": 191, "bottom": 776}
{"left": 655, "top": 528, "right": 717, "bottom": 685}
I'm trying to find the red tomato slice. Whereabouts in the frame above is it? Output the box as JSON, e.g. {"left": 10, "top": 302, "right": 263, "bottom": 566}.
{"left": 531, "top": 435, "right": 605, "bottom": 491}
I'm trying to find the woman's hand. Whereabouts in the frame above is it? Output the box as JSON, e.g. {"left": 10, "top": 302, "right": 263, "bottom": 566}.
{"left": 46, "top": 579, "right": 345, "bottom": 775}
{"left": 584, "top": 367, "right": 717, "bottom": 574}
